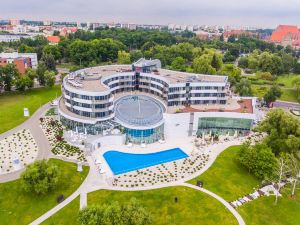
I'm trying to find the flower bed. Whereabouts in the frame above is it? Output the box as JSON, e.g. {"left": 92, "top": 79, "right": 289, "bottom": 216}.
{"left": 40, "top": 117, "right": 86, "bottom": 162}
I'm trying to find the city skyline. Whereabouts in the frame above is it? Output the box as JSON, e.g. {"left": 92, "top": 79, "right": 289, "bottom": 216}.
{"left": 1, "top": 0, "right": 300, "bottom": 28}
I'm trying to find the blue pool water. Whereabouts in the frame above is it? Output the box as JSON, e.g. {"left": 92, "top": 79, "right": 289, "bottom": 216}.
{"left": 103, "top": 148, "right": 188, "bottom": 175}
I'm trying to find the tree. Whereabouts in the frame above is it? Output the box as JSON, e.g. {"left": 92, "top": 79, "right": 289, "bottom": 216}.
{"left": 294, "top": 63, "right": 300, "bottom": 74}
{"left": 0, "top": 63, "right": 19, "bottom": 91}
{"left": 263, "top": 85, "right": 282, "bottom": 105}
{"left": 78, "top": 198, "right": 151, "bottom": 225}
{"left": 192, "top": 55, "right": 216, "bottom": 75}
{"left": 130, "top": 50, "right": 143, "bottom": 62}
{"left": 256, "top": 71, "right": 273, "bottom": 81}
{"left": 238, "top": 142, "right": 278, "bottom": 179}
{"left": 14, "top": 75, "right": 33, "bottom": 91}
{"left": 42, "top": 45, "right": 62, "bottom": 61}
{"left": 170, "top": 57, "right": 186, "bottom": 71}
{"left": 37, "top": 61, "right": 47, "bottom": 85}
{"left": 211, "top": 53, "right": 222, "bottom": 71}
{"left": 286, "top": 154, "right": 300, "bottom": 197}
{"left": 21, "top": 160, "right": 60, "bottom": 195}
{"left": 118, "top": 50, "right": 131, "bottom": 64}
{"left": 219, "top": 64, "right": 241, "bottom": 86}
{"left": 25, "top": 68, "right": 37, "bottom": 87}
{"left": 238, "top": 57, "right": 248, "bottom": 69}
{"left": 235, "top": 78, "right": 252, "bottom": 96}
{"left": 18, "top": 44, "right": 35, "bottom": 53}
{"left": 41, "top": 54, "right": 57, "bottom": 72}
{"left": 271, "top": 154, "right": 290, "bottom": 205}
{"left": 44, "top": 70, "right": 56, "bottom": 87}
{"left": 69, "top": 40, "right": 97, "bottom": 66}
{"left": 257, "top": 109, "right": 300, "bottom": 155}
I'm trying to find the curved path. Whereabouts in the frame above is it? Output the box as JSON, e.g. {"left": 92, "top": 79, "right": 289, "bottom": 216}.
{"left": 0, "top": 102, "right": 52, "bottom": 183}
{"left": 182, "top": 183, "right": 245, "bottom": 225}
{"left": 30, "top": 139, "right": 246, "bottom": 225}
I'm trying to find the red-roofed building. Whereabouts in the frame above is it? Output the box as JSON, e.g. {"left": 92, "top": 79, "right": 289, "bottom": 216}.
{"left": 47, "top": 36, "right": 60, "bottom": 45}
{"left": 270, "top": 25, "right": 300, "bottom": 49}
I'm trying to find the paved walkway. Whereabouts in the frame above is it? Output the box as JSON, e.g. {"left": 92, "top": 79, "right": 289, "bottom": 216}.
{"left": 0, "top": 102, "right": 52, "bottom": 183}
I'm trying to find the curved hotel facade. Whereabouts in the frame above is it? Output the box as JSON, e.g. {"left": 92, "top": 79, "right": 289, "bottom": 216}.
{"left": 58, "top": 58, "right": 255, "bottom": 143}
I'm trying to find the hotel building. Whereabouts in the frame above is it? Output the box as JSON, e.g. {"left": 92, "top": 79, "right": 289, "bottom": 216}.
{"left": 58, "top": 59, "right": 255, "bottom": 144}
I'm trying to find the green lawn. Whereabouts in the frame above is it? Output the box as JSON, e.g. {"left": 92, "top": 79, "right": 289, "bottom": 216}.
{"left": 252, "top": 84, "right": 299, "bottom": 103}
{"left": 42, "top": 197, "right": 80, "bottom": 225}
{"left": 0, "top": 86, "right": 61, "bottom": 134}
{"left": 0, "top": 159, "right": 89, "bottom": 225}
{"left": 238, "top": 185, "right": 300, "bottom": 225}
{"left": 42, "top": 186, "right": 239, "bottom": 225}
{"left": 279, "top": 89, "right": 299, "bottom": 103}
{"left": 87, "top": 186, "right": 238, "bottom": 225}
{"left": 276, "top": 74, "right": 300, "bottom": 88}
{"left": 188, "top": 146, "right": 261, "bottom": 202}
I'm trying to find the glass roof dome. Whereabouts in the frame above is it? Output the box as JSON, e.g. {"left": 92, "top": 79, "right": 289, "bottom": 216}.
{"left": 114, "top": 95, "right": 165, "bottom": 128}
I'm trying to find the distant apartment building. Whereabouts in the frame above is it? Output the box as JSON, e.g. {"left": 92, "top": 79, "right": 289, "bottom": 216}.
{"left": 270, "top": 25, "right": 300, "bottom": 49}
{"left": 223, "top": 30, "right": 258, "bottom": 41}
{"left": 0, "top": 52, "right": 38, "bottom": 74}
{"left": 0, "top": 34, "right": 31, "bottom": 42}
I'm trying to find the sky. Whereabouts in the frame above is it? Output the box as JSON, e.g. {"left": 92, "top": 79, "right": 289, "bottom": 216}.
{"left": 1, "top": 0, "right": 300, "bottom": 28}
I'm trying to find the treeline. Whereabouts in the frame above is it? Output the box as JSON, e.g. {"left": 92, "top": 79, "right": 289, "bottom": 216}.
{"left": 238, "top": 50, "right": 300, "bottom": 75}
{"left": 1, "top": 28, "right": 299, "bottom": 95}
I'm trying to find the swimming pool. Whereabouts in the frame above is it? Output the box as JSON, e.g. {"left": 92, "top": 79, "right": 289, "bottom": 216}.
{"left": 103, "top": 148, "right": 188, "bottom": 175}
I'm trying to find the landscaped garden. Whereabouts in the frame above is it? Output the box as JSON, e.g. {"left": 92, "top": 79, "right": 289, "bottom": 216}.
{"left": 113, "top": 152, "right": 209, "bottom": 188}
{"left": 0, "top": 85, "right": 61, "bottom": 134}
{"left": 188, "top": 145, "right": 261, "bottom": 202}
{"left": 0, "top": 159, "right": 89, "bottom": 225}
{"left": 40, "top": 117, "right": 86, "bottom": 161}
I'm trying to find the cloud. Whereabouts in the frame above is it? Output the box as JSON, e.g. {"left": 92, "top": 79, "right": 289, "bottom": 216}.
{"left": 1, "top": 0, "right": 300, "bottom": 27}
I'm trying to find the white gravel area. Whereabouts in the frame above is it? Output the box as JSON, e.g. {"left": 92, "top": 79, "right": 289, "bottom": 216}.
{"left": 0, "top": 129, "right": 38, "bottom": 174}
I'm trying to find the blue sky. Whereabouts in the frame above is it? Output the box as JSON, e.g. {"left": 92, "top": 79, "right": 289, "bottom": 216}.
{"left": 1, "top": 0, "right": 300, "bottom": 28}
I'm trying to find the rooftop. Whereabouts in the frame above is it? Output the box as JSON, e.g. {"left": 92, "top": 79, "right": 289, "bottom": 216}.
{"left": 156, "top": 69, "right": 227, "bottom": 84}
{"left": 64, "top": 64, "right": 228, "bottom": 93}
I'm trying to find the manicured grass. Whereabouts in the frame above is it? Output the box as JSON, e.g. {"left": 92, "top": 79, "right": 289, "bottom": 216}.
{"left": 0, "top": 159, "right": 89, "bottom": 225}
{"left": 86, "top": 186, "right": 238, "bottom": 225}
{"left": 0, "top": 86, "right": 61, "bottom": 134}
{"left": 238, "top": 185, "right": 300, "bottom": 225}
{"left": 279, "top": 89, "right": 299, "bottom": 103}
{"left": 42, "top": 197, "right": 80, "bottom": 225}
{"left": 276, "top": 74, "right": 300, "bottom": 88}
{"left": 252, "top": 85, "right": 298, "bottom": 103}
{"left": 188, "top": 146, "right": 261, "bottom": 202}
